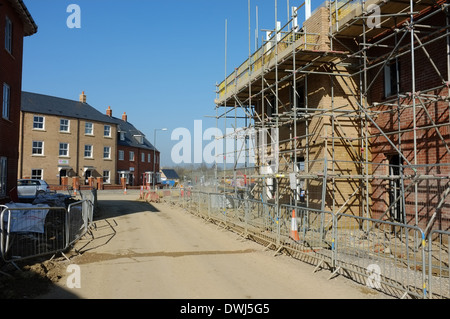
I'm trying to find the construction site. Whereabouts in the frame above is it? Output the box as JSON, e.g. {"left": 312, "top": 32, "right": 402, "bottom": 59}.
{"left": 177, "top": 0, "right": 450, "bottom": 299}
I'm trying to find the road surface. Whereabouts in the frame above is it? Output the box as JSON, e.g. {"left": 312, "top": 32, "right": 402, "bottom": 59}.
{"left": 38, "top": 190, "right": 389, "bottom": 300}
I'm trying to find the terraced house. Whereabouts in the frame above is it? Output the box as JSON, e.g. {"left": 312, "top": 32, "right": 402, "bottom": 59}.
{"left": 0, "top": 0, "right": 37, "bottom": 203}
{"left": 19, "top": 91, "right": 118, "bottom": 189}
{"left": 104, "top": 106, "right": 160, "bottom": 187}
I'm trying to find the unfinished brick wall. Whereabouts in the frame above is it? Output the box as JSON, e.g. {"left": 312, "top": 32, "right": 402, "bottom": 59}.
{"left": 368, "top": 10, "right": 450, "bottom": 231}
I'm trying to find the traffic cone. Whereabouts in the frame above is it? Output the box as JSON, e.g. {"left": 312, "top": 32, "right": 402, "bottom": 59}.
{"left": 124, "top": 187, "right": 127, "bottom": 195}
{"left": 290, "top": 209, "right": 300, "bottom": 241}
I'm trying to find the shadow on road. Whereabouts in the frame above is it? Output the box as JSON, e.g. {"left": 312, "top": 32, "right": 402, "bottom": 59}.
{"left": 95, "top": 198, "right": 160, "bottom": 220}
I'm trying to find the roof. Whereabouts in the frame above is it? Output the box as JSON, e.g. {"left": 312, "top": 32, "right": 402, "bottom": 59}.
{"left": 21, "top": 91, "right": 117, "bottom": 125}
{"left": 8, "top": 0, "right": 38, "bottom": 36}
{"left": 108, "top": 116, "right": 158, "bottom": 152}
{"left": 161, "top": 169, "right": 180, "bottom": 180}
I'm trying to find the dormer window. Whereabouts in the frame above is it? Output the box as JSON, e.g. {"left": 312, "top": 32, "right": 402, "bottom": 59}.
{"left": 134, "top": 135, "right": 144, "bottom": 144}
{"left": 119, "top": 131, "right": 125, "bottom": 141}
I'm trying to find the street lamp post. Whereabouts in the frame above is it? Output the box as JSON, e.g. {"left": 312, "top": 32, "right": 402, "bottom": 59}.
{"left": 153, "top": 128, "right": 167, "bottom": 190}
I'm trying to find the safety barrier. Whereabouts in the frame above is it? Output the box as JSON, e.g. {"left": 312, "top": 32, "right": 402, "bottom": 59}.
{"left": 334, "top": 213, "right": 427, "bottom": 299}
{"left": 66, "top": 199, "right": 94, "bottom": 247}
{"left": 0, "top": 197, "right": 95, "bottom": 264}
{"left": 279, "top": 204, "right": 336, "bottom": 271}
{"left": 163, "top": 188, "right": 184, "bottom": 207}
{"left": 176, "top": 190, "right": 449, "bottom": 299}
{"left": 427, "top": 230, "right": 450, "bottom": 299}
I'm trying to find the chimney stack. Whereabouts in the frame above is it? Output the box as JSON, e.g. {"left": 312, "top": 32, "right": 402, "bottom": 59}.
{"left": 122, "top": 112, "right": 127, "bottom": 122}
{"left": 79, "top": 91, "right": 86, "bottom": 103}
{"left": 106, "top": 106, "right": 112, "bottom": 117}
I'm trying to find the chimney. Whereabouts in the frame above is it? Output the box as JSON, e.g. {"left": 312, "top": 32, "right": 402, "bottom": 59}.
{"left": 122, "top": 112, "right": 127, "bottom": 122}
{"left": 79, "top": 91, "right": 86, "bottom": 103}
{"left": 106, "top": 106, "right": 112, "bottom": 117}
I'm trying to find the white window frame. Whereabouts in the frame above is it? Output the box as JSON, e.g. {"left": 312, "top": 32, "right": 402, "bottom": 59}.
{"left": 84, "top": 144, "right": 93, "bottom": 158}
{"left": 85, "top": 122, "right": 94, "bottom": 135}
{"left": 2, "top": 83, "right": 10, "bottom": 120}
{"left": 104, "top": 125, "right": 111, "bottom": 137}
{"left": 32, "top": 141, "right": 44, "bottom": 155}
{"left": 148, "top": 153, "right": 151, "bottom": 163}
{"left": 118, "top": 150, "right": 124, "bottom": 161}
{"left": 141, "top": 152, "right": 145, "bottom": 162}
{"left": 103, "top": 146, "right": 111, "bottom": 159}
{"left": 5, "top": 17, "right": 12, "bottom": 53}
{"left": 60, "top": 118, "right": 70, "bottom": 132}
{"left": 59, "top": 143, "right": 69, "bottom": 157}
{"left": 33, "top": 115, "right": 45, "bottom": 130}
{"left": 31, "top": 169, "right": 43, "bottom": 180}
{"left": 129, "top": 151, "right": 135, "bottom": 161}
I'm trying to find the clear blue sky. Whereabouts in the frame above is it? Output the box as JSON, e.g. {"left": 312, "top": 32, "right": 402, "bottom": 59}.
{"left": 22, "top": 0, "right": 321, "bottom": 167}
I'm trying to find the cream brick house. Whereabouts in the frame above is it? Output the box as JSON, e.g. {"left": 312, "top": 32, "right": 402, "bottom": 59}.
{"left": 18, "top": 91, "right": 117, "bottom": 188}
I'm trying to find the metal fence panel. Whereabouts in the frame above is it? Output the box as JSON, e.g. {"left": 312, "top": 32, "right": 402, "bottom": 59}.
{"left": 1, "top": 206, "right": 67, "bottom": 262}
{"left": 335, "top": 213, "right": 427, "bottom": 299}
{"left": 179, "top": 190, "right": 450, "bottom": 299}
{"left": 427, "top": 230, "right": 450, "bottom": 299}
{"left": 280, "top": 204, "right": 335, "bottom": 269}
{"left": 67, "top": 199, "right": 93, "bottom": 247}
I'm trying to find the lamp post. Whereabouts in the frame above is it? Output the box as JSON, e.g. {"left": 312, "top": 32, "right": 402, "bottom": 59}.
{"left": 153, "top": 128, "right": 167, "bottom": 190}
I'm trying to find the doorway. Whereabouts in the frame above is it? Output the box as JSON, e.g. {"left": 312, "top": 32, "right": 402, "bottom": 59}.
{"left": 59, "top": 169, "right": 67, "bottom": 185}
{"left": 388, "top": 155, "right": 405, "bottom": 223}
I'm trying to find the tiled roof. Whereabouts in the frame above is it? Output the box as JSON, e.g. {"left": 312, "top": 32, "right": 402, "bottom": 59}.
{"left": 161, "top": 169, "right": 180, "bottom": 180}
{"left": 108, "top": 116, "right": 157, "bottom": 151}
{"left": 21, "top": 91, "right": 117, "bottom": 125}
{"left": 8, "top": 0, "right": 38, "bottom": 36}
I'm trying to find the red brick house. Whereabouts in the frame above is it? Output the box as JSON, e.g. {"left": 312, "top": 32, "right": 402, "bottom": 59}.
{"left": 105, "top": 107, "right": 161, "bottom": 187}
{"left": 0, "top": 0, "right": 37, "bottom": 202}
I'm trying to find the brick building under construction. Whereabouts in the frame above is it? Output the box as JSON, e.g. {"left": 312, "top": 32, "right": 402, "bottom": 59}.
{"left": 213, "top": 0, "right": 450, "bottom": 233}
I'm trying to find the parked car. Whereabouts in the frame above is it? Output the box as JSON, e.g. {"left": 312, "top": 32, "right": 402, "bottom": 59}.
{"left": 17, "top": 179, "right": 50, "bottom": 199}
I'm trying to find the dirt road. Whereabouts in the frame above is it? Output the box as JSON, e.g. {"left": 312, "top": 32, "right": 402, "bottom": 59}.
{"left": 37, "top": 190, "right": 388, "bottom": 300}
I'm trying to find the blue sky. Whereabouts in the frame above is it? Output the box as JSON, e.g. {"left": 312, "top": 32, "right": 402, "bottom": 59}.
{"left": 22, "top": 0, "right": 321, "bottom": 167}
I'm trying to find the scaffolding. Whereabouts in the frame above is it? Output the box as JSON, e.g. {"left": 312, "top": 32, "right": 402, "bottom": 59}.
{"left": 212, "top": 0, "right": 450, "bottom": 233}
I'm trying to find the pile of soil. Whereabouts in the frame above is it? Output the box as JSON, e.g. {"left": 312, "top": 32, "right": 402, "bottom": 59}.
{"left": 0, "top": 258, "right": 67, "bottom": 299}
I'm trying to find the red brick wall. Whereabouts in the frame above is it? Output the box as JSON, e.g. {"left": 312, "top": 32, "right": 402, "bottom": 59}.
{"left": 0, "top": 0, "right": 26, "bottom": 202}
{"left": 368, "top": 10, "right": 450, "bottom": 231}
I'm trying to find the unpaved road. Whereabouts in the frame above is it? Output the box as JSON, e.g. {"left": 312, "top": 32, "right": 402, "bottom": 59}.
{"left": 36, "top": 190, "right": 389, "bottom": 300}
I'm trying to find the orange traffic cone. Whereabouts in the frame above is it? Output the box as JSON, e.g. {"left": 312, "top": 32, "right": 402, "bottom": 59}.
{"left": 290, "top": 209, "right": 300, "bottom": 241}
{"left": 124, "top": 187, "right": 127, "bottom": 195}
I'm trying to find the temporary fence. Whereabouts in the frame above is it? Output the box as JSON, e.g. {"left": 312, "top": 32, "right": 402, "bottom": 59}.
{"left": 0, "top": 194, "right": 95, "bottom": 265}
{"left": 333, "top": 214, "right": 428, "bottom": 299}
{"left": 279, "top": 204, "right": 336, "bottom": 271}
{"left": 427, "top": 230, "right": 450, "bottom": 299}
{"left": 166, "top": 189, "right": 449, "bottom": 299}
